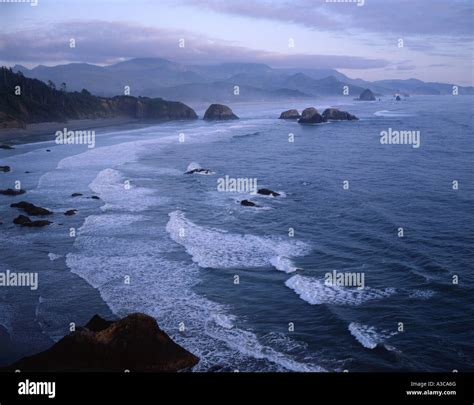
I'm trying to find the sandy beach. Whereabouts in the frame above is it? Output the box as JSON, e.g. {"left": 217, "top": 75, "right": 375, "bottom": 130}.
{"left": 0, "top": 117, "right": 142, "bottom": 146}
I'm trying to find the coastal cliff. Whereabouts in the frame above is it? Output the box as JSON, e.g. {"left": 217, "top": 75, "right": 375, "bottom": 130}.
{"left": 0, "top": 67, "right": 198, "bottom": 129}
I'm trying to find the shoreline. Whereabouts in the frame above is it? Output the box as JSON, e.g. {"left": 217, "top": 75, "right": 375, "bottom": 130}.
{"left": 0, "top": 117, "right": 150, "bottom": 146}
{"left": 0, "top": 97, "right": 347, "bottom": 147}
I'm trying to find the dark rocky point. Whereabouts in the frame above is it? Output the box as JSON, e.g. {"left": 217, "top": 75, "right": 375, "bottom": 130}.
{"left": 358, "top": 89, "right": 376, "bottom": 101}
{"left": 0, "top": 68, "right": 198, "bottom": 129}
{"left": 11, "top": 201, "right": 52, "bottom": 216}
{"left": 0, "top": 188, "right": 26, "bottom": 196}
{"left": 257, "top": 188, "right": 280, "bottom": 197}
{"left": 203, "top": 104, "right": 239, "bottom": 120}
{"left": 279, "top": 109, "right": 301, "bottom": 119}
{"left": 0, "top": 166, "right": 10, "bottom": 172}
{"left": 0, "top": 144, "right": 14, "bottom": 150}
{"left": 2, "top": 313, "right": 199, "bottom": 372}
{"left": 322, "top": 108, "right": 358, "bottom": 121}
{"left": 298, "top": 107, "right": 327, "bottom": 124}
{"left": 64, "top": 209, "right": 77, "bottom": 216}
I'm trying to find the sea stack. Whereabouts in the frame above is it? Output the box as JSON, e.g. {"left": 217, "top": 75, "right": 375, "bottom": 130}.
{"left": 358, "top": 89, "right": 376, "bottom": 101}
{"left": 203, "top": 104, "right": 239, "bottom": 120}
{"left": 279, "top": 109, "right": 301, "bottom": 119}
{"left": 322, "top": 108, "right": 358, "bottom": 121}
{"left": 298, "top": 107, "right": 326, "bottom": 124}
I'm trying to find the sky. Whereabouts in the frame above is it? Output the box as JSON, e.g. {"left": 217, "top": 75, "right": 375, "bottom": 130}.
{"left": 0, "top": 0, "right": 472, "bottom": 85}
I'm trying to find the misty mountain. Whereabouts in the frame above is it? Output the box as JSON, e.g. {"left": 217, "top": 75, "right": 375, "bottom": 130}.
{"left": 13, "top": 58, "right": 474, "bottom": 102}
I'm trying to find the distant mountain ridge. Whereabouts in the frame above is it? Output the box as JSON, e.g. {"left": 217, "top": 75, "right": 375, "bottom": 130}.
{"left": 12, "top": 57, "right": 474, "bottom": 102}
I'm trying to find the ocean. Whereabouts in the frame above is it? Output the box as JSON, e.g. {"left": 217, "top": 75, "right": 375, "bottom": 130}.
{"left": 0, "top": 96, "right": 473, "bottom": 371}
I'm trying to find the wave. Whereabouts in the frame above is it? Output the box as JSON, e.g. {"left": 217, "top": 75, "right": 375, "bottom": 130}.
{"left": 166, "top": 210, "right": 309, "bottom": 270}
{"left": 408, "top": 289, "right": 436, "bottom": 300}
{"left": 285, "top": 275, "right": 396, "bottom": 306}
{"left": 65, "top": 211, "right": 324, "bottom": 371}
{"left": 89, "top": 168, "right": 158, "bottom": 212}
{"left": 270, "top": 256, "right": 301, "bottom": 273}
{"left": 374, "top": 110, "right": 414, "bottom": 117}
{"left": 348, "top": 322, "right": 398, "bottom": 350}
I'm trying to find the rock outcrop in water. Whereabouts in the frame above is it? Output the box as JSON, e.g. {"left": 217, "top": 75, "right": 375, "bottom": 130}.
{"left": 241, "top": 199, "right": 260, "bottom": 207}
{"left": 279, "top": 109, "right": 301, "bottom": 119}
{"left": 0, "top": 144, "right": 14, "bottom": 150}
{"left": 298, "top": 107, "right": 326, "bottom": 124}
{"left": 257, "top": 188, "right": 280, "bottom": 197}
{"left": 10, "top": 201, "right": 52, "bottom": 216}
{"left": 13, "top": 215, "right": 52, "bottom": 227}
{"left": 0, "top": 188, "right": 26, "bottom": 196}
{"left": 0, "top": 166, "right": 11, "bottom": 172}
{"left": 2, "top": 313, "right": 199, "bottom": 372}
{"left": 322, "top": 108, "right": 358, "bottom": 121}
{"left": 185, "top": 168, "right": 213, "bottom": 175}
{"left": 358, "top": 89, "right": 376, "bottom": 101}
{"left": 203, "top": 104, "right": 239, "bottom": 120}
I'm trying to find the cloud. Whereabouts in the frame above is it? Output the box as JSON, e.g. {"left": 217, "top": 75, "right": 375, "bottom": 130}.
{"left": 0, "top": 20, "right": 388, "bottom": 69}
{"left": 178, "top": 0, "right": 473, "bottom": 39}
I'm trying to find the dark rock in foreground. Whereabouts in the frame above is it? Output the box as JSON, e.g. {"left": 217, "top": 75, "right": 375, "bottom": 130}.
{"left": 13, "top": 215, "right": 52, "bottom": 227}
{"left": 0, "top": 166, "right": 11, "bottom": 172}
{"left": 279, "top": 109, "right": 301, "bottom": 119}
{"left": 64, "top": 209, "right": 77, "bottom": 216}
{"left": 257, "top": 188, "right": 280, "bottom": 197}
{"left": 71, "top": 193, "right": 83, "bottom": 197}
{"left": 203, "top": 104, "right": 239, "bottom": 120}
{"left": 90, "top": 196, "right": 100, "bottom": 200}
{"left": 298, "top": 107, "right": 326, "bottom": 124}
{"left": 395, "top": 95, "right": 401, "bottom": 101}
{"left": 241, "top": 199, "right": 259, "bottom": 207}
{"left": 0, "top": 188, "right": 26, "bottom": 196}
{"left": 358, "top": 89, "right": 376, "bottom": 101}
{"left": 0, "top": 144, "right": 14, "bottom": 150}
{"left": 11, "top": 201, "right": 52, "bottom": 216}
{"left": 84, "top": 314, "right": 115, "bottom": 332}
{"left": 2, "top": 313, "right": 199, "bottom": 372}
{"left": 322, "top": 108, "right": 358, "bottom": 121}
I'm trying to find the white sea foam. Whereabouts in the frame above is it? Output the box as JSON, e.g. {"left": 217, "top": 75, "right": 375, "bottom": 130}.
{"left": 186, "top": 162, "right": 202, "bottom": 172}
{"left": 348, "top": 322, "right": 397, "bottom": 349}
{"left": 166, "top": 210, "right": 309, "bottom": 270}
{"left": 374, "top": 110, "right": 413, "bottom": 117}
{"left": 89, "top": 168, "right": 158, "bottom": 212}
{"left": 408, "top": 289, "right": 436, "bottom": 300}
{"left": 48, "top": 253, "right": 62, "bottom": 261}
{"left": 65, "top": 211, "right": 324, "bottom": 371}
{"left": 285, "top": 275, "right": 396, "bottom": 306}
{"left": 270, "top": 256, "right": 301, "bottom": 273}
{"left": 185, "top": 162, "right": 214, "bottom": 175}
